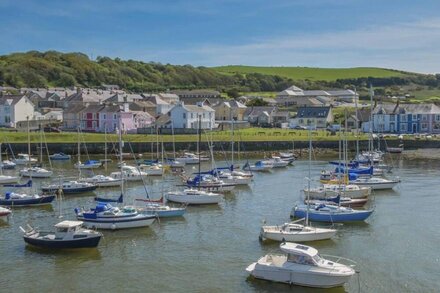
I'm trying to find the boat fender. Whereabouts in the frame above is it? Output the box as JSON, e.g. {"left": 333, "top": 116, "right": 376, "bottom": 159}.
{"left": 111, "top": 224, "right": 116, "bottom": 230}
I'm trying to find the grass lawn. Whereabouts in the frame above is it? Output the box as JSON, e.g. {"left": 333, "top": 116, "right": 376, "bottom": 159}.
{"left": 0, "top": 128, "right": 370, "bottom": 144}
{"left": 213, "top": 66, "right": 409, "bottom": 81}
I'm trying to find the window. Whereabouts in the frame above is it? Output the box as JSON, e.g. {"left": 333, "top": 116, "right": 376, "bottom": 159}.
{"left": 113, "top": 114, "right": 117, "bottom": 120}
{"left": 103, "top": 114, "right": 106, "bottom": 119}
{"left": 401, "top": 115, "right": 407, "bottom": 122}
{"left": 183, "top": 113, "right": 186, "bottom": 119}
{"left": 436, "top": 115, "right": 440, "bottom": 121}
{"left": 400, "top": 124, "right": 407, "bottom": 131}
{"left": 421, "top": 123, "right": 428, "bottom": 130}
{"left": 412, "top": 114, "right": 417, "bottom": 120}
{"left": 422, "top": 115, "right": 427, "bottom": 121}
{"left": 390, "top": 114, "right": 396, "bottom": 121}
{"left": 191, "top": 113, "right": 193, "bottom": 119}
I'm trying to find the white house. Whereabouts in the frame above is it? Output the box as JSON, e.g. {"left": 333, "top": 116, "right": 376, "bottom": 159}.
{"left": 289, "top": 106, "right": 333, "bottom": 129}
{"left": 169, "top": 102, "right": 215, "bottom": 129}
{"left": 276, "top": 85, "right": 358, "bottom": 106}
{"left": 0, "top": 95, "right": 35, "bottom": 127}
{"left": 144, "top": 94, "right": 173, "bottom": 115}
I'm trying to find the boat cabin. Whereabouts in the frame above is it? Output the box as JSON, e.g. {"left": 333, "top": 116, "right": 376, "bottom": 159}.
{"left": 281, "top": 243, "right": 323, "bottom": 266}
{"left": 54, "top": 221, "right": 84, "bottom": 236}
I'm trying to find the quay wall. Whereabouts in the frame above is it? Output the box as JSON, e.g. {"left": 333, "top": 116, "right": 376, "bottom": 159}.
{"left": 4, "top": 139, "right": 440, "bottom": 155}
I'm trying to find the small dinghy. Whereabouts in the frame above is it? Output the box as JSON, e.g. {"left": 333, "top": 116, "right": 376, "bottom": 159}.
{"left": 41, "top": 181, "right": 97, "bottom": 194}
{"left": 49, "top": 153, "right": 71, "bottom": 160}
{"left": 0, "top": 206, "right": 11, "bottom": 221}
{"left": 80, "top": 175, "right": 122, "bottom": 187}
{"left": 0, "top": 191, "right": 55, "bottom": 207}
{"left": 74, "top": 160, "right": 102, "bottom": 169}
{"left": 19, "top": 167, "right": 53, "bottom": 178}
{"left": 166, "top": 189, "right": 223, "bottom": 205}
{"left": 20, "top": 220, "right": 102, "bottom": 249}
{"left": 246, "top": 242, "right": 356, "bottom": 288}
{"left": 1, "top": 160, "right": 16, "bottom": 169}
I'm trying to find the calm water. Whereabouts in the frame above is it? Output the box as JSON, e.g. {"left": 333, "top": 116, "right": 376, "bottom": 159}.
{"left": 1, "top": 157, "right": 439, "bottom": 292}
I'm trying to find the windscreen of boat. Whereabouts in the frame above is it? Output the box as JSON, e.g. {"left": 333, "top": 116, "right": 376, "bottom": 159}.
{"left": 312, "top": 254, "right": 324, "bottom": 265}
{"left": 288, "top": 254, "right": 316, "bottom": 266}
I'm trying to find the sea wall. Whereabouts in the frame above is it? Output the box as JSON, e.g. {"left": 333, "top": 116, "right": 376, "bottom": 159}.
{"left": 5, "top": 139, "right": 440, "bottom": 155}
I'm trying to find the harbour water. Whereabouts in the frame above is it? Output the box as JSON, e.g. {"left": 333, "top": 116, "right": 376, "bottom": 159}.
{"left": 1, "top": 157, "right": 439, "bottom": 292}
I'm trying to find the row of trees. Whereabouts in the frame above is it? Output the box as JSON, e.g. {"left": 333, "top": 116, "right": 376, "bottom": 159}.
{"left": 1, "top": 51, "right": 439, "bottom": 95}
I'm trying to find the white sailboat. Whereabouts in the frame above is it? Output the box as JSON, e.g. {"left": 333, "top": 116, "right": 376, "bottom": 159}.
{"left": 260, "top": 130, "right": 336, "bottom": 242}
{"left": 0, "top": 143, "right": 19, "bottom": 184}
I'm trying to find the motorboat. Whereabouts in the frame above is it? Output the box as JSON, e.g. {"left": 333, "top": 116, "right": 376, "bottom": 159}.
{"left": 215, "top": 171, "right": 252, "bottom": 186}
{"left": 350, "top": 176, "right": 400, "bottom": 190}
{"left": 303, "top": 184, "right": 371, "bottom": 199}
{"left": 1, "top": 160, "right": 16, "bottom": 169}
{"left": 260, "top": 219, "right": 336, "bottom": 242}
{"left": 0, "top": 192, "right": 55, "bottom": 206}
{"left": 79, "top": 175, "right": 122, "bottom": 187}
{"left": 387, "top": 146, "right": 403, "bottom": 154}
{"left": 41, "top": 181, "right": 97, "bottom": 194}
{"left": 185, "top": 175, "right": 236, "bottom": 192}
{"left": 176, "top": 153, "right": 200, "bottom": 164}
{"left": 163, "top": 158, "right": 185, "bottom": 168}
{"left": 0, "top": 206, "right": 11, "bottom": 221}
{"left": 135, "top": 198, "right": 186, "bottom": 218}
{"left": 166, "top": 189, "right": 223, "bottom": 205}
{"left": 246, "top": 242, "right": 356, "bottom": 288}
{"left": 74, "top": 160, "right": 102, "bottom": 169}
{"left": 110, "top": 165, "right": 149, "bottom": 181}
{"left": 243, "top": 160, "right": 273, "bottom": 172}
{"left": 49, "top": 153, "right": 71, "bottom": 160}
{"left": 13, "top": 153, "right": 37, "bottom": 165}
{"left": 20, "top": 220, "right": 102, "bottom": 249}
{"left": 139, "top": 164, "right": 164, "bottom": 176}
{"left": 292, "top": 203, "right": 373, "bottom": 223}
{"left": 75, "top": 203, "right": 156, "bottom": 230}
{"left": 19, "top": 167, "right": 53, "bottom": 178}
{"left": 0, "top": 174, "right": 19, "bottom": 184}
{"left": 269, "top": 156, "right": 289, "bottom": 168}
{"left": 279, "top": 152, "right": 296, "bottom": 159}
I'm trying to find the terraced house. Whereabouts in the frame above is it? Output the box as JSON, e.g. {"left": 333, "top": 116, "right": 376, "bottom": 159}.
{"left": 362, "top": 103, "right": 440, "bottom": 134}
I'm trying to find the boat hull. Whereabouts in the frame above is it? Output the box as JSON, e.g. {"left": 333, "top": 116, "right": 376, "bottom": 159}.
{"left": 0, "top": 176, "right": 19, "bottom": 184}
{"left": 351, "top": 181, "right": 398, "bottom": 190}
{"left": 78, "top": 216, "right": 156, "bottom": 230}
{"left": 292, "top": 208, "right": 373, "bottom": 222}
{"left": 260, "top": 229, "right": 336, "bottom": 242}
{"left": 166, "top": 193, "right": 221, "bottom": 205}
{"left": 0, "top": 195, "right": 55, "bottom": 206}
{"left": 41, "top": 186, "right": 97, "bottom": 194}
{"left": 23, "top": 234, "right": 101, "bottom": 248}
{"left": 145, "top": 209, "right": 186, "bottom": 218}
{"left": 247, "top": 262, "right": 353, "bottom": 288}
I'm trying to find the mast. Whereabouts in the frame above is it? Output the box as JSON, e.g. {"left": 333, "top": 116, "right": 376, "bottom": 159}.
{"left": 77, "top": 127, "right": 81, "bottom": 177}
{"left": 104, "top": 122, "right": 107, "bottom": 172}
{"left": 198, "top": 115, "right": 201, "bottom": 190}
{"left": 171, "top": 122, "right": 176, "bottom": 160}
{"left": 39, "top": 122, "right": 43, "bottom": 165}
{"left": 118, "top": 117, "right": 124, "bottom": 196}
{"left": 0, "top": 143, "right": 2, "bottom": 176}
{"left": 230, "top": 108, "right": 234, "bottom": 167}
{"left": 306, "top": 127, "right": 311, "bottom": 226}
{"left": 369, "top": 84, "right": 374, "bottom": 154}
{"left": 354, "top": 87, "right": 359, "bottom": 158}
{"left": 27, "top": 116, "right": 30, "bottom": 166}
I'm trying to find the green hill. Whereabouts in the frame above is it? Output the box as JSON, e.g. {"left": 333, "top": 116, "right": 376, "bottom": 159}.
{"left": 213, "top": 65, "right": 412, "bottom": 81}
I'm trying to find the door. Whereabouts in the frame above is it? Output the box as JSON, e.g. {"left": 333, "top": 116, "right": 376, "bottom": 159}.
{"left": 412, "top": 124, "right": 417, "bottom": 133}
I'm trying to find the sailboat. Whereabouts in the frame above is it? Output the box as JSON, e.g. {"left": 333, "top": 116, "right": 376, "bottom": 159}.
{"left": 19, "top": 122, "right": 53, "bottom": 178}
{"left": 74, "top": 129, "right": 102, "bottom": 169}
{"left": 75, "top": 118, "right": 156, "bottom": 230}
{"left": 260, "top": 129, "right": 336, "bottom": 242}
{"left": 0, "top": 143, "right": 19, "bottom": 184}
{"left": 166, "top": 116, "right": 223, "bottom": 205}
{"left": 291, "top": 125, "right": 374, "bottom": 223}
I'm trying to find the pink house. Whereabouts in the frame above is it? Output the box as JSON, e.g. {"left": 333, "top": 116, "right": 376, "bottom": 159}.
{"left": 98, "top": 104, "right": 136, "bottom": 133}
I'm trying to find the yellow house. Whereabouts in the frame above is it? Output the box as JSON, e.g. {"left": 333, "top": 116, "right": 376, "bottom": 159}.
{"left": 212, "top": 100, "right": 247, "bottom": 121}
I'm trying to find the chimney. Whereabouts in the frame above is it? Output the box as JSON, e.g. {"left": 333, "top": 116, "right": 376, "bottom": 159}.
{"left": 123, "top": 102, "right": 129, "bottom": 112}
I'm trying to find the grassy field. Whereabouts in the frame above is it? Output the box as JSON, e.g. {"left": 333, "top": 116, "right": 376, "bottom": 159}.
{"left": 213, "top": 66, "right": 410, "bottom": 81}
{"left": 0, "top": 128, "right": 370, "bottom": 144}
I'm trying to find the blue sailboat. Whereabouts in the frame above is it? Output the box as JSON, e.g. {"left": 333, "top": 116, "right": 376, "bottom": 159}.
{"left": 291, "top": 202, "right": 373, "bottom": 223}
{"left": 0, "top": 191, "right": 55, "bottom": 206}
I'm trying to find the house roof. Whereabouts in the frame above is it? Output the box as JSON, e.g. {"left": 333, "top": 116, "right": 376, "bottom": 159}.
{"left": 98, "top": 105, "right": 121, "bottom": 113}
{"left": 105, "top": 93, "right": 143, "bottom": 103}
{"left": 326, "top": 89, "right": 357, "bottom": 96}
{"left": 213, "top": 100, "right": 247, "bottom": 109}
{"left": 244, "top": 106, "right": 277, "bottom": 117}
{"left": 182, "top": 103, "right": 215, "bottom": 113}
{"left": 82, "top": 104, "right": 105, "bottom": 113}
{"left": 63, "top": 104, "right": 86, "bottom": 114}
{"left": 286, "top": 85, "right": 303, "bottom": 92}
{"left": 155, "top": 114, "right": 171, "bottom": 126}
{"left": 296, "top": 106, "right": 331, "bottom": 118}
{"left": 0, "top": 95, "right": 33, "bottom": 107}
{"left": 143, "top": 95, "right": 169, "bottom": 105}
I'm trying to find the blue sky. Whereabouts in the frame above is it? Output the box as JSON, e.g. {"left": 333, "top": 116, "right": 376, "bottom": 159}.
{"left": 1, "top": 0, "right": 439, "bottom": 73}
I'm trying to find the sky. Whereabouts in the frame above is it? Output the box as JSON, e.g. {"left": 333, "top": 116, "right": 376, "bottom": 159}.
{"left": 0, "top": 0, "right": 440, "bottom": 73}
